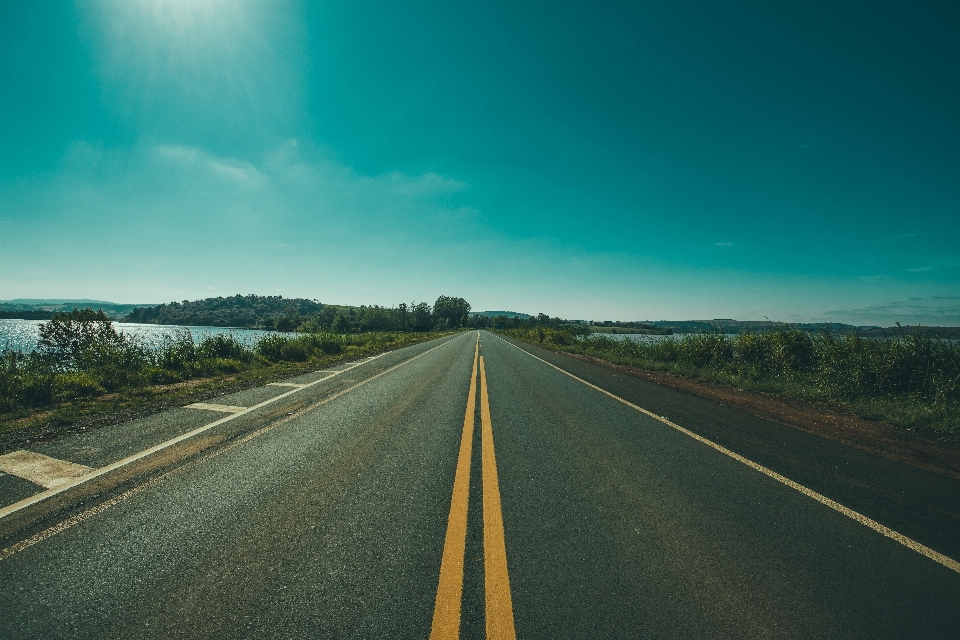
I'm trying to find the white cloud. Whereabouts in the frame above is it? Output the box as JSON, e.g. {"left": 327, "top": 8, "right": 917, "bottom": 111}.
{"left": 715, "top": 241, "right": 733, "bottom": 247}
{"left": 157, "top": 144, "right": 265, "bottom": 186}
{"left": 381, "top": 171, "right": 468, "bottom": 196}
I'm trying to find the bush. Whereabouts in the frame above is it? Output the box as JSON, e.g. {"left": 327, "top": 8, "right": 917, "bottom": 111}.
{"left": 0, "top": 317, "right": 439, "bottom": 420}
{"left": 208, "top": 358, "right": 243, "bottom": 374}
{"left": 157, "top": 331, "right": 198, "bottom": 373}
{"left": 147, "top": 367, "right": 183, "bottom": 385}
{"left": 500, "top": 326, "right": 960, "bottom": 433}
{"left": 198, "top": 334, "right": 252, "bottom": 362}
{"left": 37, "top": 309, "right": 123, "bottom": 369}
{"left": 55, "top": 372, "right": 106, "bottom": 402}
{"left": 255, "top": 335, "right": 288, "bottom": 362}
{"left": 279, "top": 341, "right": 308, "bottom": 362}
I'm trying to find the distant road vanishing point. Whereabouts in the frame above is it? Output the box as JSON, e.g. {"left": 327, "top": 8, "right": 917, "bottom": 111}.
{"left": 0, "top": 331, "right": 958, "bottom": 638}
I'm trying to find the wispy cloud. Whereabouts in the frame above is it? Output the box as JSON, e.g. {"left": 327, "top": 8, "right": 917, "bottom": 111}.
{"left": 904, "top": 257, "right": 958, "bottom": 273}
{"left": 157, "top": 144, "right": 265, "bottom": 186}
{"left": 381, "top": 171, "right": 467, "bottom": 196}
{"left": 715, "top": 241, "right": 733, "bottom": 247}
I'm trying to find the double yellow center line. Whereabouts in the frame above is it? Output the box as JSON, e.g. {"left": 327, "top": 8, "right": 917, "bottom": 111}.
{"left": 430, "top": 334, "right": 516, "bottom": 640}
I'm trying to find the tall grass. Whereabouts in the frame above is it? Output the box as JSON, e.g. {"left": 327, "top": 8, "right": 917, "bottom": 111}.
{"left": 502, "top": 327, "right": 960, "bottom": 433}
{"left": 0, "top": 310, "right": 435, "bottom": 420}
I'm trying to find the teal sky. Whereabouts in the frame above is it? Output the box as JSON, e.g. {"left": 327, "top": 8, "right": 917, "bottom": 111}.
{"left": 2, "top": 1, "right": 958, "bottom": 325}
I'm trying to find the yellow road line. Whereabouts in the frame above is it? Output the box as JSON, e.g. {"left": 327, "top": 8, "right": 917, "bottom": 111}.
{"left": 494, "top": 333, "right": 960, "bottom": 575}
{"left": 430, "top": 334, "right": 480, "bottom": 640}
{"left": 480, "top": 355, "right": 517, "bottom": 640}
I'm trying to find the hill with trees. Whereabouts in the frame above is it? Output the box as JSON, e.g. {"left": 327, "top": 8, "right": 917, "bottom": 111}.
{"left": 123, "top": 294, "right": 475, "bottom": 332}
{"left": 124, "top": 295, "right": 323, "bottom": 328}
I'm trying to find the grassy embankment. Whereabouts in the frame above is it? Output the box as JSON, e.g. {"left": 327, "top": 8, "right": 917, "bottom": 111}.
{"left": 1, "top": 311, "right": 447, "bottom": 438}
{"left": 501, "top": 327, "right": 960, "bottom": 434}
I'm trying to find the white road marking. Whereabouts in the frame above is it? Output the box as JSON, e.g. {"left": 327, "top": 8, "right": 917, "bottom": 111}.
{"left": 186, "top": 403, "right": 248, "bottom": 413}
{"left": 268, "top": 382, "right": 308, "bottom": 388}
{"left": 0, "top": 336, "right": 464, "bottom": 522}
{"left": 0, "top": 451, "right": 93, "bottom": 489}
{"left": 494, "top": 333, "right": 960, "bottom": 575}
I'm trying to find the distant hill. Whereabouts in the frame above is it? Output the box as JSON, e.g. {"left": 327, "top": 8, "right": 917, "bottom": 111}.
{"left": 472, "top": 310, "right": 533, "bottom": 319}
{"left": 648, "top": 320, "right": 880, "bottom": 334}
{"left": 124, "top": 295, "right": 323, "bottom": 328}
{"left": 583, "top": 324, "right": 672, "bottom": 335}
{"left": 856, "top": 325, "right": 960, "bottom": 338}
{"left": 0, "top": 299, "right": 156, "bottom": 320}
{"left": 3, "top": 298, "right": 120, "bottom": 306}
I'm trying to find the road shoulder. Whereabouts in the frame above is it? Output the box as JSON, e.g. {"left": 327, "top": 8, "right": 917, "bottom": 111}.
{"left": 503, "top": 335, "right": 960, "bottom": 480}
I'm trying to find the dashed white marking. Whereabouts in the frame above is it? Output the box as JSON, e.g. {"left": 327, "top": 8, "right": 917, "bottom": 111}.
{"left": 0, "top": 451, "right": 93, "bottom": 489}
{"left": 267, "top": 382, "right": 307, "bottom": 388}
{"left": 0, "top": 335, "right": 467, "bottom": 522}
{"left": 186, "top": 403, "right": 248, "bottom": 413}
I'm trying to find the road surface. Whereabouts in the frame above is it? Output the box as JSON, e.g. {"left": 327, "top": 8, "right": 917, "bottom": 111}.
{"left": 0, "top": 330, "right": 957, "bottom": 638}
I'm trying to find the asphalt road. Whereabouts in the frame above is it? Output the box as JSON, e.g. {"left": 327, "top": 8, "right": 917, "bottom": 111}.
{"left": 1, "top": 330, "right": 958, "bottom": 638}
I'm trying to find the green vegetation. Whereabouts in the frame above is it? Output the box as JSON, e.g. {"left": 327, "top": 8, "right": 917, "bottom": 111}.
{"left": 583, "top": 325, "right": 671, "bottom": 335}
{"left": 124, "top": 294, "right": 476, "bottom": 332}
{"left": 1, "top": 308, "right": 449, "bottom": 436}
{"left": 500, "top": 326, "right": 960, "bottom": 434}
{"left": 125, "top": 295, "right": 324, "bottom": 328}
{"left": 0, "top": 299, "right": 151, "bottom": 320}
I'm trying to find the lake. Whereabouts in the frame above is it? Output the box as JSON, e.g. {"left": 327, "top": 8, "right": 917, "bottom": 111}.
{"left": 0, "top": 319, "right": 279, "bottom": 353}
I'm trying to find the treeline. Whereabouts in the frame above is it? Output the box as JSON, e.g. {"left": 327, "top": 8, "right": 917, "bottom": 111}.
{"left": 0, "top": 309, "right": 439, "bottom": 419}
{"left": 125, "top": 295, "right": 324, "bottom": 328}
{"left": 278, "top": 296, "right": 471, "bottom": 333}
{"left": 0, "top": 310, "right": 55, "bottom": 320}
{"left": 500, "top": 326, "right": 960, "bottom": 434}
{"left": 124, "top": 294, "right": 474, "bottom": 332}
{"left": 468, "top": 312, "right": 585, "bottom": 331}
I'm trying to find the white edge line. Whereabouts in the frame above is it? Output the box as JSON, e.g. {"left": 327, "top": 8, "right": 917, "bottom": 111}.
{"left": 0, "top": 337, "right": 461, "bottom": 521}
{"left": 491, "top": 332, "right": 960, "bottom": 575}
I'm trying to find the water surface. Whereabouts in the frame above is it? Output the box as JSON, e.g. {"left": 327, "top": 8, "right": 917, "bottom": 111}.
{"left": 0, "top": 319, "right": 278, "bottom": 353}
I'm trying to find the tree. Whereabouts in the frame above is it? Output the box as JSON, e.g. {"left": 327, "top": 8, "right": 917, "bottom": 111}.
{"left": 433, "top": 296, "right": 471, "bottom": 329}
{"left": 332, "top": 312, "right": 352, "bottom": 334}
{"left": 411, "top": 302, "right": 433, "bottom": 331}
{"left": 37, "top": 309, "right": 122, "bottom": 368}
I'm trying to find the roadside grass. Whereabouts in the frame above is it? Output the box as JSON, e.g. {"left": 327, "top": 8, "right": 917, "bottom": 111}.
{"left": 0, "top": 311, "right": 450, "bottom": 441}
{"left": 499, "top": 327, "right": 960, "bottom": 434}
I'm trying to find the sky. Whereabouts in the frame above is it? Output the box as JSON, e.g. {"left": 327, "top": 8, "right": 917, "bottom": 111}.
{"left": 1, "top": 0, "right": 958, "bottom": 325}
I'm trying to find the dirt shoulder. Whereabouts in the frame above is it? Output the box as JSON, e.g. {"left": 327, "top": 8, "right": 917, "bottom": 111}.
{"left": 567, "top": 351, "right": 960, "bottom": 481}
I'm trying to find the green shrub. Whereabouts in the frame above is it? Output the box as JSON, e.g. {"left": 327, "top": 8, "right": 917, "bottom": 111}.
{"left": 210, "top": 358, "right": 243, "bottom": 373}
{"left": 157, "top": 331, "right": 198, "bottom": 373}
{"left": 55, "top": 372, "right": 106, "bottom": 401}
{"left": 500, "top": 326, "right": 960, "bottom": 433}
{"left": 279, "top": 340, "right": 309, "bottom": 362}
{"left": 37, "top": 309, "right": 122, "bottom": 369}
{"left": 147, "top": 367, "right": 183, "bottom": 385}
{"left": 255, "top": 335, "right": 288, "bottom": 362}
{"left": 198, "top": 334, "right": 252, "bottom": 362}
{"left": 0, "top": 320, "right": 440, "bottom": 420}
